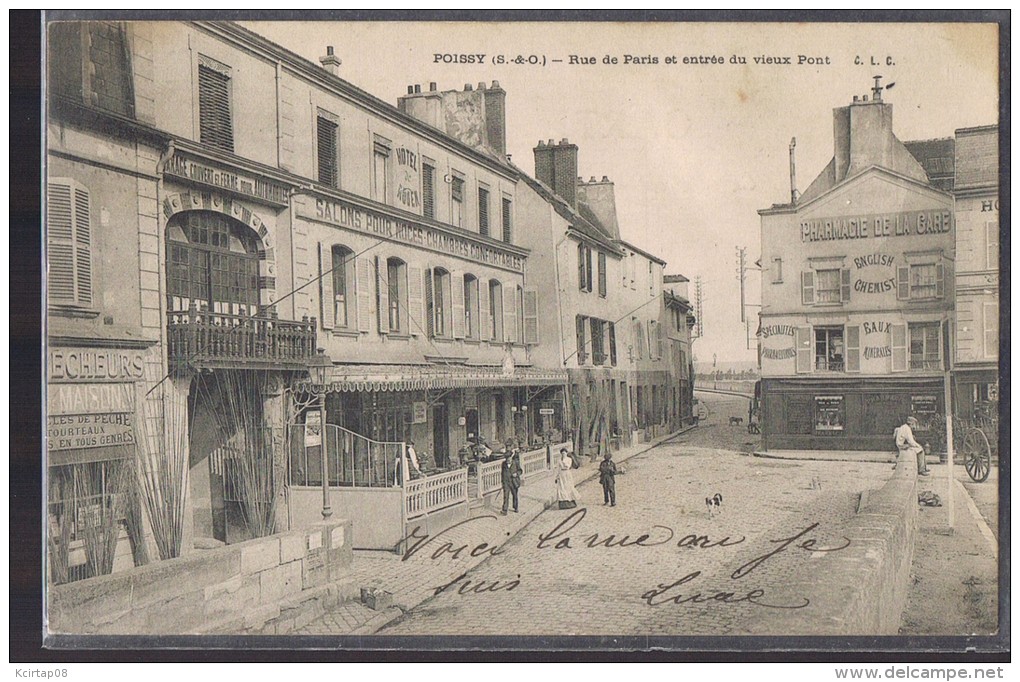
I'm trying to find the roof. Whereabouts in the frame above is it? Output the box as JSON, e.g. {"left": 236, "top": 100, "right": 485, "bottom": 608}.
{"left": 617, "top": 239, "right": 667, "bottom": 266}
{"left": 664, "top": 273, "right": 689, "bottom": 283}
{"left": 904, "top": 137, "right": 955, "bottom": 191}
{"left": 511, "top": 164, "right": 623, "bottom": 254}
{"left": 294, "top": 363, "right": 568, "bottom": 393}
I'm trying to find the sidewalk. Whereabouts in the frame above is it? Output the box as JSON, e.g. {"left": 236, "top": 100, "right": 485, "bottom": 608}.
{"left": 297, "top": 427, "right": 693, "bottom": 636}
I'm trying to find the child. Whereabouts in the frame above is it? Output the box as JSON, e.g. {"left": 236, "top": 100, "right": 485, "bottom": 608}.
{"left": 599, "top": 451, "right": 617, "bottom": 507}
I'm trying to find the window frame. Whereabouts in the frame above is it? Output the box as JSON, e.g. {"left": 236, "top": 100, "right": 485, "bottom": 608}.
{"left": 488, "top": 279, "right": 504, "bottom": 342}
{"left": 908, "top": 322, "right": 941, "bottom": 371}
{"left": 478, "top": 185, "right": 490, "bottom": 237}
{"left": 385, "top": 257, "right": 406, "bottom": 334}
{"left": 813, "top": 326, "right": 845, "bottom": 373}
{"left": 197, "top": 56, "right": 234, "bottom": 153}
{"left": 330, "top": 244, "right": 355, "bottom": 329}
{"left": 422, "top": 161, "right": 437, "bottom": 220}
{"left": 47, "top": 178, "right": 94, "bottom": 309}
{"left": 372, "top": 138, "right": 391, "bottom": 204}
{"left": 316, "top": 110, "right": 340, "bottom": 189}
{"left": 501, "top": 196, "right": 513, "bottom": 243}
{"left": 464, "top": 274, "right": 479, "bottom": 340}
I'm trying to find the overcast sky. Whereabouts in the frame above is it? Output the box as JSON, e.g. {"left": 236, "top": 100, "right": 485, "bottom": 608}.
{"left": 242, "top": 20, "right": 998, "bottom": 364}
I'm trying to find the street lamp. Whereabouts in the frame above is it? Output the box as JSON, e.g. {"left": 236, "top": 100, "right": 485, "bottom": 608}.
{"left": 306, "top": 350, "right": 333, "bottom": 520}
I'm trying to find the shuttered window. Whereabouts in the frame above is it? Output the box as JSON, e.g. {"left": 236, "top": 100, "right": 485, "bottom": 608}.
{"left": 575, "top": 315, "right": 588, "bottom": 365}
{"left": 983, "top": 301, "right": 998, "bottom": 358}
{"left": 502, "top": 197, "right": 512, "bottom": 243}
{"left": 451, "top": 175, "right": 464, "bottom": 227}
{"left": 598, "top": 251, "right": 607, "bottom": 298}
{"left": 198, "top": 62, "right": 233, "bottom": 152}
{"left": 986, "top": 221, "right": 998, "bottom": 269}
{"left": 47, "top": 179, "right": 92, "bottom": 306}
{"left": 422, "top": 163, "right": 436, "bottom": 219}
{"left": 522, "top": 288, "right": 539, "bottom": 346}
{"left": 608, "top": 322, "right": 617, "bottom": 366}
{"left": 316, "top": 115, "right": 339, "bottom": 188}
{"left": 478, "top": 187, "right": 490, "bottom": 236}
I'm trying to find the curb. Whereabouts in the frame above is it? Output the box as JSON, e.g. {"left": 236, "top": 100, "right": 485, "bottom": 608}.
{"left": 752, "top": 450, "right": 896, "bottom": 464}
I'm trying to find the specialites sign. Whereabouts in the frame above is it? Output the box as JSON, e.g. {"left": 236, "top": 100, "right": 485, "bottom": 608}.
{"left": 760, "top": 324, "right": 797, "bottom": 361}
{"left": 303, "top": 196, "right": 525, "bottom": 272}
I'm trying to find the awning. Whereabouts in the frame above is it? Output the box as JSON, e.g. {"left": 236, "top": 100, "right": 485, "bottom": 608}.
{"left": 293, "top": 364, "right": 568, "bottom": 393}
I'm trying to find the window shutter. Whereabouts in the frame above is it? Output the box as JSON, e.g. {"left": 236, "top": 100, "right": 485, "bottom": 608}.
{"left": 986, "top": 221, "right": 998, "bottom": 269}
{"left": 424, "top": 267, "right": 434, "bottom": 338}
{"left": 576, "top": 316, "right": 587, "bottom": 365}
{"left": 47, "top": 180, "right": 77, "bottom": 304}
{"left": 935, "top": 262, "right": 945, "bottom": 299}
{"left": 318, "top": 243, "right": 334, "bottom": 330}
{"left": 578, "top": 243, "right": 586, "bottom": 290}
{"left": 355, "top": 256, "right": 373, "bottom": 333}
{"left": 422, "top": 164, "right": 435, "bottom": 219}
{"left": 72, "top": 185, "right": 92, "bottom": 306}
{"left": 375, "top": 256, "right": 389, "bottom": 334}
{"left": 647, "top": 320, "right": 656, "bottom": 359}
{"left": 451, "top": 176, "right": 463, "bottom": 202}
{"left": 479, "top": 281, "right": 490, "bottom": 341}
{"left": 801, "top": 271, "right": 814, "bottom": 305}
{"left": 896, "top": 266, "right": 910, "bottom": 301}
{"left": 407, "top": 265, "right": 424, "bottom": 336}
{"left": 522, "top": 288, "right": 539, "bottom": 346}
{"left": 983, "top": 302, "right": 998, "bottom": 358}
{"left": 657, "top": 323, "right": 665, "bottom": 360}
{"left": 451, "top": 271, "right": 465, "bottom": 339}
{"left": 316, "top": 116, "right": 338, "bottom": 187}
{"left": 608, "top": 322, "right": 617, "bottom": 366}
{"left": 503, "top": 284, "right": 516, "bottom": 344}
{"left": 198, "top": 63, "right": 233, "bottom": 152}
{"left": 840, "top": 268, "right": 851, "bottom": 303}
{"left": 598, "top": 251, "right": 607, "bottom": 297}
{"left": 586, "top": 247, "right": 593, "bottom": 292}
{"left": 891, "top": 323, "right": 907, "bottom": 372}
{"left": 502, "top": 197, "right": 512, "bottom": 243}
{"left": 795, "top": 326, "right": 812, "bottom": 373}
{"left": 845, "top": 325, "right": 860, "bottom": 372}
{"left": 478, "top": 188, "right": 490, "bottom": 236}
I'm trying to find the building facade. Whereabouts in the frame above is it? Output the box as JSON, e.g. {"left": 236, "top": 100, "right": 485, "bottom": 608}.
{"left": 758, "top": 86, "right": 956, "bottom": 451}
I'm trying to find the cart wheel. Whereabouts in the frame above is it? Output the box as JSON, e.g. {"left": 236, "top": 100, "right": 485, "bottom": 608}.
{"left": 963, "top": 428, "right": 991, "bottom": 483}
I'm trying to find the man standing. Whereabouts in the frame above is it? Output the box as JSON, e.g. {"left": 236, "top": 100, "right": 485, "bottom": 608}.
{"left": 895, "top": 416, "right": 930, "bottom": 476}
{"left": 500, "top": 450, "right": 523, "bottom": 515}
{"left": 394, "top": 440, "right": 422, "bottom": 486}
{"left": 599, "top": 451, "right": 617, "bottom": 506}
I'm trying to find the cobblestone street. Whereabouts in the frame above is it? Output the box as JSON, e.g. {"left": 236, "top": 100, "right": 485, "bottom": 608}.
{"left": 357, "top": 393, "right": 893, "bottom": 636}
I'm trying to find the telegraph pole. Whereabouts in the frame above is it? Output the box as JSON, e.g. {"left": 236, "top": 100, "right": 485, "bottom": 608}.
{"left": 735, "top": 246, "right": 747, "bottom": 323}
{"left": 693, "top": 276, "right": 705, "bottom": 340}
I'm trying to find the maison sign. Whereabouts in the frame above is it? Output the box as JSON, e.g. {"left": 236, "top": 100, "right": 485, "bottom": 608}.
{"left": 304, "top": 197, "right": 525, "bottom": 272}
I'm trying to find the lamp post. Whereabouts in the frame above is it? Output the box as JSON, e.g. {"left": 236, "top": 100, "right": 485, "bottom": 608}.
{"left": 306, "top": 350, "right": 333, "bottom": 520}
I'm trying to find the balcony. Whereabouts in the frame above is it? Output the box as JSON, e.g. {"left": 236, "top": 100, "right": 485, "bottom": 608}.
{"left": 168, "top": 306, "right": 317, "bottom": 372}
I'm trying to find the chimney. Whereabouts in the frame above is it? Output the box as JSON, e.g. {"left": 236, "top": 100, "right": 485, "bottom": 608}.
{"left": 575, "top": 174, "right": 620, "bottom": 239}
{"left": 319, "top": 46, "right": 341, "bottom": 75}
{"left": 482, "top": 80, "right": 506, "bottom": 155}
{"left": 534, "top": 138, "right": 580, "bottom": 207}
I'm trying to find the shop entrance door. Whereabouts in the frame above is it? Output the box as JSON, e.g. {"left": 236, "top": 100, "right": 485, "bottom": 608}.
{"left": 465, "top": 408, "right": 480, "bottom": 444}
{"left": 431, "top": 403, "right": 449, "bottom": 468}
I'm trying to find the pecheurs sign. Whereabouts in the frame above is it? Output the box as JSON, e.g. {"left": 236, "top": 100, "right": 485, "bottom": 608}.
{"left": 301, "top": 196, "right": 525, "bottom": 272}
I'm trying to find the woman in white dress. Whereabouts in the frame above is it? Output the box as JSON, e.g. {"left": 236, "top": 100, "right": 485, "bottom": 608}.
{"left": 555, "top": 447, "right": 578, "bottom": 509}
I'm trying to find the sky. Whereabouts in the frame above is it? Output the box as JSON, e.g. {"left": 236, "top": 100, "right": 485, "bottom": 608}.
{"left": 242, "top": 20, "right": 998, "bottom": 363}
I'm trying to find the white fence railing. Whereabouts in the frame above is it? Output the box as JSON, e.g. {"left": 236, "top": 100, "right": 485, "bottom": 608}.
{"left": 476, "top": 459, "right": 503, "bottom": 498}
{"left": 520, "top": 448, "right": 548, "bottom": 477}
{"left": 405, "top": 467, "right": 469, "bottom": 520}
{"left": 473, "top": 444, "right": 559, "bottom": 499}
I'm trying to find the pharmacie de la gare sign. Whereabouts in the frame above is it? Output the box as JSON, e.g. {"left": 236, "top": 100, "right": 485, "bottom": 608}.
{"left": 799, "top": 209, "right": 953, "bottom": 243}
{"left": 302, "top": 196, "right": 525, "bottom": 272}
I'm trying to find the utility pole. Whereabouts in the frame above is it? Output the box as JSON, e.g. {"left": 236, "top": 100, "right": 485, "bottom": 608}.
{"left": 735, "top": 246, "right": 747, "bottom": 323}
{"left": 694, "top": 276, "right": 704, "bottom": 340}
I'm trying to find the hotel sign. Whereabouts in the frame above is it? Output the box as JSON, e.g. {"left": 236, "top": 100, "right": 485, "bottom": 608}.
{"left": 800, "top": 209, "right": 953, "bottom": 243}
{"left": 164, "top": 152, "right": 290, "bottom": 206}
{"left": 304, "top": 197, "right": 525, "bottom": 272}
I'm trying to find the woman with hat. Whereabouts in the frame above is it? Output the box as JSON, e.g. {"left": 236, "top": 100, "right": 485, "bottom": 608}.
{"left": 555, "top": 447, "right": 579, "bottom": 509}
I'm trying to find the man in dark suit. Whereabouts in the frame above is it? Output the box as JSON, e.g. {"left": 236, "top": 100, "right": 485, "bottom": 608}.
{"left": 500, "top": 450, "right": 523, "bottom": 515}
{"left": 599, "top": 451, "right": 617, "bottom": 506}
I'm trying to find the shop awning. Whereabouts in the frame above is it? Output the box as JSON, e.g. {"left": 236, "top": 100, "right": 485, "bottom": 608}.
{"left": 293, "top": 364, "right": 568, "bottom": 393}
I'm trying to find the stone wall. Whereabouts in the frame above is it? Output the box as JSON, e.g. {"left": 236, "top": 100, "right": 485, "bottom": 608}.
{"left": 48, "top": 519, "right": 354, "bottom": 635}
{"left": 747, "top": 464, "right": 918, "bottom": 635}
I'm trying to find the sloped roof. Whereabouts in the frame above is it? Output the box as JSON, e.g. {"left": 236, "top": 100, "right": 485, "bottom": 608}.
{"left": 905, "top": 137, "right": 955, "bottom": 191}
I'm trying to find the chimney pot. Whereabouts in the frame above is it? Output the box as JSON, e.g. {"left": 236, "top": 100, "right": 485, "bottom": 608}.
{"left": 414, "top": 84, "right": 421, "bottom": 93}
{"left": 429, "top": 82, "right": 437, "bottom": 91}
{"left": 863, "top": 95, "right": 868, "bottom": 101}
{"left": 589, "top": 176, "right": 597, "bottom": 182}
{"left": 537, "top": 140, "right": 546, "bottom": 147}
{"left": 577, "top": 176, "right": 584, "bottom": 183}
{"left": 601, "top": 175, "right": 609, "bottom": 182}
{"left": 548, "top": 139, "right": 555, "bottom": 146}
{"left": 560, "top": 138, "right": 569, "bottom": 144}
{"left": 465, "top": 83, "right": 473, "bottom": 91}
{"left": 326, "top": 46, "right": 334, "bottom": 56}
{"left": 407, "top": 85, "right": 414, "bottom": 94}
{"left": 491, "top": 80, "right": 500, "bottom": 88}
{"left": 478, "top": 82, "right": 486, "bottom": 90}
{"left": 853, "top": 95, "right": 859, "bottom": 102}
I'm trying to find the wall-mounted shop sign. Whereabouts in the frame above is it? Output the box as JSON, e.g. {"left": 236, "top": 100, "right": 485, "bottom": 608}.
{"left": 862, "top": 321, "right": 892, "bottom": 360}
{"left": 800, "top": 209, "right": 953, "bottom": 243}
{"left": 853, "top": 253, "right": 897, "bottom": 294}
{"left": 47, "top": 413, "right": 134, "bottom": 451}
{"left": 760, "top": 324, "right": 797, "bottom": 360}
{"left": 412, "top": 401, "right": 428, "bottom": 424}
{"left": 164, "top": 152, "right": 290, "bottom": 206}
{"left": 49, "top": 348, "right": 145, "bottom": 383}
{"left": 48, "top": 383, "right": 135, "bottom": 416}
{"left": 814, "top": 395, "right": 845, "bottom": 432}
{"left": 304, "top": 197, "right": 525, "bottom": 272}
{"left": 395, "top": 147, "right": 421, "bottom": 210}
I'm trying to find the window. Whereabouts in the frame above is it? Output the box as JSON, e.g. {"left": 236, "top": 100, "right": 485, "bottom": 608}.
{"left": 576, "top": 315, "right": 588, "bottom": 365}
{"left": 451, "top": 175, "right": 464, "bottom": 227}
{"left": 986, "top": 221, "right": 998, "bottom": 270}
{"left": 598, "top": 251, "right": 607, "bottom": 298}
{"left": 591, "top": 318, "right": 605, "bottom": 365}
{"left": 316, "top": 113, "right": 339, "bottom": 188}
{"left": 908, "top": 322, "right": 941, "bottom": 370}
{"left": 814, "top": 326, "right": 845, "bottom": 372}
{"left": 198, "top": 59, "right": 233, "bottom": 152}
{"left": 373, "top": 140, "right": 390, "bottom": 203}
{"left": 464, "top": 275, "right": 479, "bottom": 339}
{"left": 802, "top": 267, "right": 850, "bottom": 305}
{"left": 983, "top": 301, "right": 998, "bottom": 358}
{"left": 633, "top": 320, "right": 645, "bottom": 361}
{"left": 47, "top": 179, "right": 93, "bottom": 307}
{"left": 167, "top": 211, "right": 260, "bottom": 317}
{"left": 384, "top": 257, "right": 405, "bottom": 333}
{"left": 328, "top": 245, "right": 354, "bottom": 328}
{"left": 608, "top": 322, "right": 617, "bottom": 366}
{"left": 422, "top": 163, "right": 436, "bottom": 220}
{"left": 431, "top": 268, "right": 451, "bottom": 337}
{"left": 488, "top": 280, "right": 503, "bottom": 341}
{"left": 578, "top": 244, "right": 593, "bottom": 292}
{"left": 772, "top": 257, "right": 783, "bottom": 284}
{"left": 515, "top": 286, "right": 525, "bottom": 346}
{"left": 897, "top": 262, "right": 945, "bottom": 301}
{"left": 502, "top": 197, "right": 513, "bottom": 243}
{"left": 478, "top": 187, "right": 490, "bottom": 236}
{"left": 815, "top": 269, "right": 842, "bottom": 303}
{"left": 87, "top": 22, "right": 135, "bottom": 117}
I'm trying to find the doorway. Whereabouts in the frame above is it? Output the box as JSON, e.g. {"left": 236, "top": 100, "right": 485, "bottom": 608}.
{"left": 431, "top": 403, "right": 449, "bottom": 468}
{"left": 465, "top": 408, "right": 480, "bottom": 444}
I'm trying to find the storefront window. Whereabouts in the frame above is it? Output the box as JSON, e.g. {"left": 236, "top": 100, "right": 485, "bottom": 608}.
{"left": 814, "top": 326, "right": 844, "bottom": 372}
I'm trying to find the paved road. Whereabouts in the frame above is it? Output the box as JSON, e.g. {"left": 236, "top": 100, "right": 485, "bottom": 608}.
{"left": 379, "top": 423, "right": 892, "bottom": 636}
